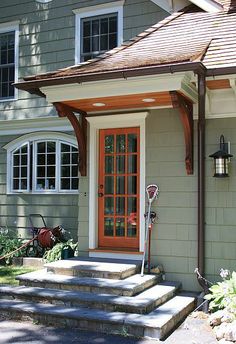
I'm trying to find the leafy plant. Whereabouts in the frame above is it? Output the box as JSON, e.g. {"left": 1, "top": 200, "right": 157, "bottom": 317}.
{"left": 0, "top": 233, "right": 27, "bottom": 265}
{"left": 205, "top": 269, "right": 236, "bottom": 318}
{"left": 43, "top": 240, "right": 78, "bottom": 263}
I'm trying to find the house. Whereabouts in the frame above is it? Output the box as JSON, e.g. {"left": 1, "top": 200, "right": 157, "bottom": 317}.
{"left": 1, "top": 0, "right": 236, "bottom": 292}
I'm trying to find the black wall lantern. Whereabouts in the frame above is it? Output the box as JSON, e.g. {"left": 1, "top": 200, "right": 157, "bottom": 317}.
{"left": 209, "top": 135, "right": 233, "bottom": 177}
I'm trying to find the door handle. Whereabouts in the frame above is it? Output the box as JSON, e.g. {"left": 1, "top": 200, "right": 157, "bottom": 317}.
{"left": 98, "top": 192, "right": 104, "bottom": 197}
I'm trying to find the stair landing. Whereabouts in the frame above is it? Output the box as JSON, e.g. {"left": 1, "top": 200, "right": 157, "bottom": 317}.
{"left": 0, "top": 258, "right": 196, "bottom": 340}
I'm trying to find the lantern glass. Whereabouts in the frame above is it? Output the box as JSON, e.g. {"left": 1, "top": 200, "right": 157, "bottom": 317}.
{"left": 214, "top": 157, "right": 229, "bottom": 177}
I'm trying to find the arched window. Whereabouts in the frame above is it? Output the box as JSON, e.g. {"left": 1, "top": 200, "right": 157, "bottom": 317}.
{"left": 4, "top": 132, "right": 79, "bottom": 194}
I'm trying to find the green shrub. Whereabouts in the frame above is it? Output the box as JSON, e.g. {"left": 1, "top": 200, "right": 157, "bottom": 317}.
{"left": 205, "top": 269, "right": 236, "bottom": 318}
{"left": 43, "top": 240, "right": 78, "bottom": 263}
{"left": 0, "top": 234, "right": 27, "bottom": 265}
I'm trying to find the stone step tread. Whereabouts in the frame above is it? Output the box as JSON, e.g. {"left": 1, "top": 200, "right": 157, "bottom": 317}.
{"left": 0, "top": 281, "right": 180, "bottom": 309}
{"left": 0, "top": 294, "right": 195, "bottom": 331}
{"left": 16, "top": 270, "right": 157, "bottom": 292}
{"left": 45, "top": 259, "right": 138, "bottom": 273}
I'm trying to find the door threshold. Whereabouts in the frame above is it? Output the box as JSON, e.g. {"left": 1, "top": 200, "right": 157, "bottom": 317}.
{"left": 89, "top": 248, "right": 143, "bottom": 261}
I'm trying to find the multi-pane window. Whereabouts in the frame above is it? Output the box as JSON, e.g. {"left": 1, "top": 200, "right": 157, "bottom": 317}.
{"left": 81, "top": 14, "right": 118, "bottom": 62}
{"left": 0, "top": 31, "right": 15, "bottom": 99}
{"left": 10, "top": 139, "right": 79, "bottom": 193}
{"left": 12, "top": 144, "right": 30, "bottom": 192}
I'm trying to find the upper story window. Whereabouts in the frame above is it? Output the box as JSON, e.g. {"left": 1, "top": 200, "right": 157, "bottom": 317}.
{"left": 73, "top": 1, "right": 124, "bottom": 64}
{"left": 4, "top": 132, "right": 79, "bottom": 194}
{"left": 0, "top": 22, "right": 19, "bottom": 101}
{"left": 81, "top": 13, "right": 118, "bottom": 62}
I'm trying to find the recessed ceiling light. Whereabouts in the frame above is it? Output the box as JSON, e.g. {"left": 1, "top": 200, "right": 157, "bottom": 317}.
{"left": 142, "top": 98, "right": 156, "bottom": 103}
{"left": 36, "top": 0, "right": 53, "bottom": 3}
{"left": 93, "top": 102, "right": 106, "bottom": 107}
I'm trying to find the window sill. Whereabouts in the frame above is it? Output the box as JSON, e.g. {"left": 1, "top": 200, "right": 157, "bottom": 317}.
{"left": 0, "top": 97, "right": 18, "bottom": 103}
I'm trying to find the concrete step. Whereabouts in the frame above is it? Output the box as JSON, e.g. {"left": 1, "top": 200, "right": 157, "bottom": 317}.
{"left": 45, "top": 258, "right": 139, "bottom": 280}
{"left": 0, "top": 294, "right": 195, "bottom": 340}
{"left": 16, "top": 270, "right": 159, "bottom": 296}
{"left": 0, "top": 281, "right": 180, "bottom": 314}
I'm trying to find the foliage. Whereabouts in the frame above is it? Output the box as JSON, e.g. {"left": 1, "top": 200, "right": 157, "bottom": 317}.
{"left": 205, "top": 269, "right": 236, "bottom": 318}
{"left": 0, "top": 233, "right": 27, "bottom": 265}
{"left": 43, "top": 240, "right": 78, "bottom": 263}
{"left": 0, "top": 266, "right": 36, "bottom": 285}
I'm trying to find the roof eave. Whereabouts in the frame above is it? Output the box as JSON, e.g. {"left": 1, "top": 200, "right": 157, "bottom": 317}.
{"left": 189, "top": 0, "right": 223, "bottom": 12}
{"left": 15, "top": 61, "right": 207, "bottom": 97}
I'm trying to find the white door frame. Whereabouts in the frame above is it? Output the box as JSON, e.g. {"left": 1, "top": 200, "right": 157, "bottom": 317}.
{"left": 86, "top": 112, "right": 148, "bottom": 257}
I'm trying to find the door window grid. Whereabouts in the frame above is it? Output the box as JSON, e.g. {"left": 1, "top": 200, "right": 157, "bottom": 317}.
{"left": 103, "top": 131, "right": 139, "bottom": 239}
{"left": 81, "top": 13, "right": 118, "bottom": 62}
{"left": 0, "top": 31, "right": 15, "bottom": 99}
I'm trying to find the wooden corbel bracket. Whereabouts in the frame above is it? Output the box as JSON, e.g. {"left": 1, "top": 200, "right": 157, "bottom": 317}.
{"left": 53, "top": 102, "right": 87, "bottom": 176}
{"left": 170, "top": 91, "right": 194, "bottom": 175}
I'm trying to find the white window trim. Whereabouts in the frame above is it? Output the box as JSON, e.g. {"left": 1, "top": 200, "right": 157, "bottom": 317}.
{"left": 86, "top": 112, "right": 148, "bottom": 255}
{"left": 0, "top": 21, "right": 19, "bottom": 102}
{"left": 73, "top": 1, "right": 124, "bottom": 64}
{"left": 4, "top": 132, "right": 79, "bottom": 195}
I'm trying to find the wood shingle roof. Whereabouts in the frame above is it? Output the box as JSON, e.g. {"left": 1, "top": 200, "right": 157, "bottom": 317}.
{"left": 23, "top": 0, "right": 236, "bottom": 83}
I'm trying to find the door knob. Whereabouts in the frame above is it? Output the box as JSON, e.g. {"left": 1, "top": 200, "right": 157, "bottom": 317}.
{"left": 98, "top": 192, "right": 104, "bottom": 197}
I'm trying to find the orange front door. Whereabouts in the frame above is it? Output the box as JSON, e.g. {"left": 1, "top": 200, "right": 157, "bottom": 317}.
{"left": 98, "top": 127, "right": 140, "bottom": 250}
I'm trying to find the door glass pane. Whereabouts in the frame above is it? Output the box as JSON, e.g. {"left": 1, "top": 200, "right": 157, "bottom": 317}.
{"left": 128, "top": 155, "right": 137, "bottom": 173}
{"left": 128, "top": 134, "right": 137, "bottom": 152}
{"left": 105, "top": 176, "right": 114, "bottom": 194}
{"left": 128, "top": 176, "right": 137, "bottom": 194}
{"left": 105, "top": 197, "right": 114, "bottom": 215}
{"left": 116, "top": 134, "right": 126, "bottom": 153}
{"left": 104, "top": 218, "right": 114, "bottom": 236}
{"left": 127, "top": 224, "right": 137, "bottom": 237}
{"left": 116, "top": 218, "right": 125, "bottom": 236}
{"left": 116, "top": 197, "right": 125, "bottom": 215}
{"left": 116, "top": 155, "right": 125, "bottom": 174}
{"left": 105, "top": 135, "right": 114, "bottom": 153}
{"left": 116, "top": 176, "right": 125, "bottom": 194}
{"left": 105, "top": 156, "right": 114, "bottom": 174}
{"left": 128, "top": 197, "right": 137, "bottom": 214}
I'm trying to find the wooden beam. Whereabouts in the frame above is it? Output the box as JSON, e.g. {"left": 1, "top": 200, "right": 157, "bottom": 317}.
{"left": 53, "top": 102, "right": 87, "bottom": 176}
{"left": 170, "top": 91, "right": 194, "bottom": 175}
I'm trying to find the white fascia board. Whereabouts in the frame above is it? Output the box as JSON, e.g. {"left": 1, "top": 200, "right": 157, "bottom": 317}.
{"left": 189, "top": 0, "right": 223, "bottom": 12}
{"left": 41, "top": 72, "right": 195, "bottom": 103}
{"left": 150, "top": 0, "right": 190, "bottom": 13}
